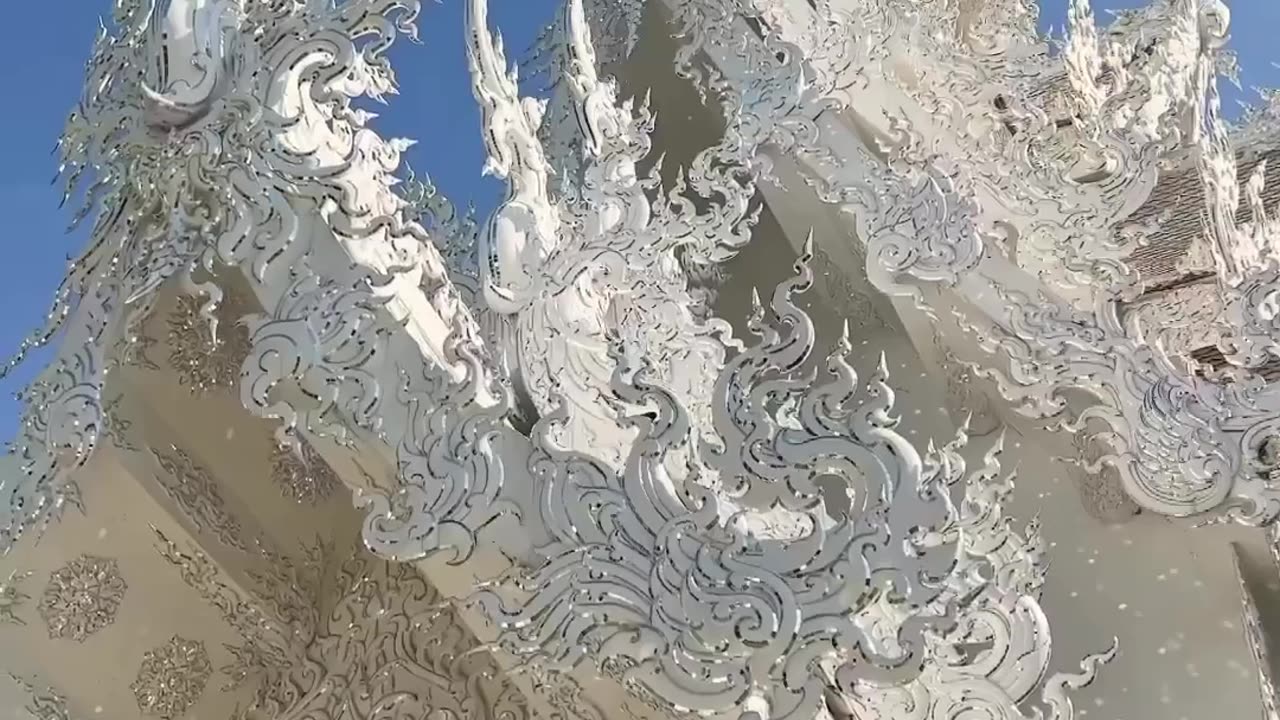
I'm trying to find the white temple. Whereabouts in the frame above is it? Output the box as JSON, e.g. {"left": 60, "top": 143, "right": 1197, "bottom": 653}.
{"left": 1, "top": 1, "right": 1279, "bottom": 719}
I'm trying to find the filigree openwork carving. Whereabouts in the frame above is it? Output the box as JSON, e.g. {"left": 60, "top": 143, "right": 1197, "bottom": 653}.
{"left": 37, "top": 554, "right": 126, "bottom": 642}
{"left": 130, "top": 635, "right": 213, "bottom": 719}
{"left": 0, "top": 569, "right": 33, "bottom": 625}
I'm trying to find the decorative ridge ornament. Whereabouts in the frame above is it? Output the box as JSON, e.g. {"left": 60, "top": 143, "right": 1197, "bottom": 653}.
{"left": 466, "top": 0, "right": 560, "bottom": 316}
{"left": 409, "top": 0, "right": 751, "bottom": 468}
{"left": 140, "top": 0, "right": 242, "bottom": 131}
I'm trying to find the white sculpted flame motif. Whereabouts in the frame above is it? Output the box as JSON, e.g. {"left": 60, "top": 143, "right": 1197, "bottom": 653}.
{"left": 424, "top": 0, "right": 751, "bottom": 465}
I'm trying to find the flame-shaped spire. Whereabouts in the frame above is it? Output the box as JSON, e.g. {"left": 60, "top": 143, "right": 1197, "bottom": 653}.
{"left": 465, "top": 0, "right": 560, "bottom": 315}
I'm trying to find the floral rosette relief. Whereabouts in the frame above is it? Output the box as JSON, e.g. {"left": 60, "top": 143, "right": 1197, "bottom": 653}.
{"left": 37, "top": 554, "right": 127, "bottom": 642}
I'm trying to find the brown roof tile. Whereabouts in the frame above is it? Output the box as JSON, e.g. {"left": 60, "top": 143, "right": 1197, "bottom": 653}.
{"left": 1127, "top": 146, "right": 1280, "bottom": 284}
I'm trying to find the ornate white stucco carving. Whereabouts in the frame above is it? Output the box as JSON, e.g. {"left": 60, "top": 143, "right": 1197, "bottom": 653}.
{"left": 5, "top": 0, "right": 1129, "bottom": 717}
{"left": 650, "top": 0, "right": 1280, "bottom": 524}
{"left": 0, "top": 0, "right": 435, "bottom": 551}
{"left": 446, "top": 246, "right": 1112, "bottom": 720}
{"left": 403, "top": 0, "right": 757, "bottom": 468}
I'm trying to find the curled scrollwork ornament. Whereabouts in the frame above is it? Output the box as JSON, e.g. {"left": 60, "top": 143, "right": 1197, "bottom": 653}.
{"left": 7, "top": 675, "right": 77, "bottom": 720}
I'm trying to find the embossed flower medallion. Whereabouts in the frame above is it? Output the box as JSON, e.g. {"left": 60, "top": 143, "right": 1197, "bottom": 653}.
{"left": 37, "top": 555, "right": 127, "bottom": 641}
{"left": 131, "top": 635, "right": 212, "bottom": 719}
{"left": 270, "top": 440, "right": 340, "bottom": 505}
{"left": 0, "top": 569, "right": 33, "bottom": 625}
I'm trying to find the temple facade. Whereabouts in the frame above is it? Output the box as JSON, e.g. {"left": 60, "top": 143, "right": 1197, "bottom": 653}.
{"left": 1, "top": 1, "right": 1279, "bottom": 719}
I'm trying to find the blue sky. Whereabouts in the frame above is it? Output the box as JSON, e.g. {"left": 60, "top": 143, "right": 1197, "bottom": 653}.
{"left": 0, "top": 0, "right": 1274, "bottom": 441}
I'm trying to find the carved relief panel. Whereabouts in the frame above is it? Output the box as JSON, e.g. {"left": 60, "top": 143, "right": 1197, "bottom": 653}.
{"left": 0, "top": 283, "right": 540, "bottom": 720}
{"left": 0, "top": 449, "right": 248, "bottom": 720}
